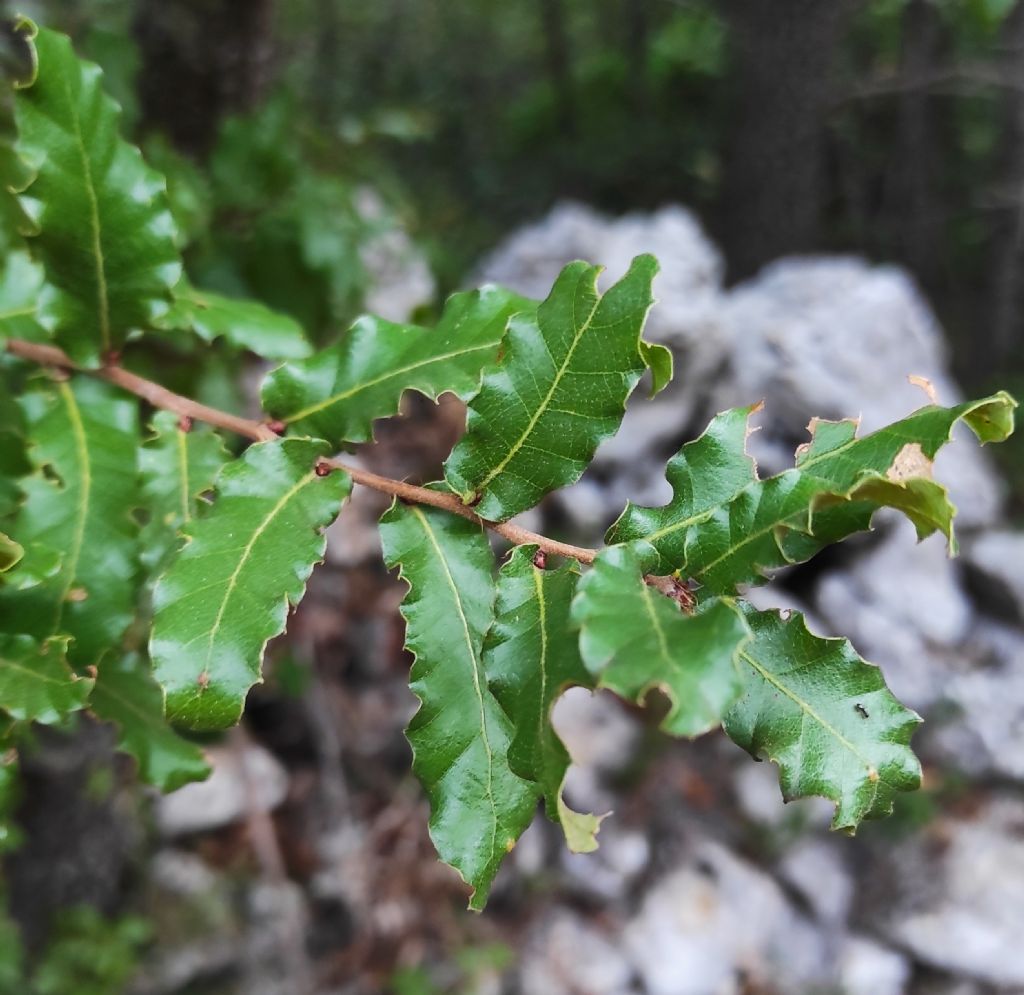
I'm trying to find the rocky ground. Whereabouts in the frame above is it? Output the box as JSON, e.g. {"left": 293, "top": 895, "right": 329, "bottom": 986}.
{"left": 11, "top": 204, "right": 1024, "bottom": 995}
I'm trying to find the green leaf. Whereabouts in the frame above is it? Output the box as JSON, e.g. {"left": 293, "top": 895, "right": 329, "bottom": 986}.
{"left": 724, "top": 608, "right": 922, "bottom": 830}
{"left": 0, "top": 250, "right": 46, "bottom": 345}
{"left": 156, "top": 276, "right": 311, "bottom": 361}
{"left": 0, "top": 379, "right": 31, "bottom": 519}
{"left": 444, "top": 255, "right": 661, "bottom": 521}
{"left": 611, "top": 393, "right": 1017, "bottom": 593}
{"left": 0, "top": 539, "right": 60, "bottom": 591}
{"left": 639, "top": 340, "right": 674, "bottom": 398}
{"left": 12, "top": 25, "right": 181, "bottom": 366}
{"left": 0, "top": 377, "right": 138, "bottom": 668}
{"left": 90, "top": 653, "right": 210, "bottom": 792}
{"left": 572, "top": 544, "right": 751, "bottom": 738}
{"left": 606, "top": 405, "right": 761, "bottom": 573}
{"left": 262, "top": 285, "right": 531, "bottom": 445}
{"left": 139, "top": 410, "right": 229, "bottom": 574}
{"left": 379, "top": 500, "right": 538, "bottom": 909}
{"left": 151, "top": 439, "right": 349, "bottom": 731}
{"left": 0, "top": 534, "right": 20, "bottom": 575}
{"left": 484, "top": 546, "right": 601, "bottom": 853}
{"left": 0, "top": 633, "right": 92, "bottom": 724}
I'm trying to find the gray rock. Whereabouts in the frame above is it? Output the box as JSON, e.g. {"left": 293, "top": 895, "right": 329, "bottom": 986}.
{"left": 714, "top": 257, "right": 1004, "bottom": 527}
{"left": 520, "top": 910, "right": 637, "bottom": 995}
{"left": 879, "top": 796, "right": 1024, "bottom": 986}
{"left": 929, "top": 643, "right": 1024, "bottom": 782}
{"left": 623, "top": 840, "right": 831, "bottom": 995}
{"left": 552, "top": 687, "right": 639, "bottom": 816}
{"left": 476, "top": 202, "right": 729, "bottom": 533}
{"left": 156, "top": 744, "right": 289, "bottom": 837}
{"left": 777, "top": 838, "right": 853, "bottom": 925}
{"left": 561, "top": 822, "right": 650, "bottom": 901}
{"left": 356, "top": 187, "right": 435, "bottom": 323}
{"left": 964, "top": 530, "right": 1024, "bottom": 623}
{"left": 839, "top": 936, "right": 912, "bottom": 995}
{"left": 815, "top": 522, "right": 973, "bottom": 710}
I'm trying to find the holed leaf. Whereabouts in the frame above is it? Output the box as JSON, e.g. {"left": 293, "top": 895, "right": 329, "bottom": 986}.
{"left": 572, "top": 544, "right": 751, "bottom": 738}
{"left": 151, "top": 439, "right": 348, "bottom": 731}
{"left": 263, "top": 285, "right": 531, "bottom": 445}
{"left": 724, "top": 607, "right": 922, "bottom": 830}
{"left": 0, "top": 377, "right": 138, "bottom": 668}
{"left": 0, "top": 633, "right": 92, "bottom": 724}
{"left": 90, "top": 653, "right": 210, "bottom": 792}
{"left": 484, "top": 546, "right": 601, "bottom": 853}
{"left": 139, "top": 410, "right": 229, "bottom": 574}
{"left": 611, "top": 393, "right": 1017, "bottom": 593}
{"left": 444, "top": 255, "right": 661, "bottom": 521}
{"left": 379, "top": 500, "right": 538, "bottom": 909}
{"left": 157, "top": 277, "right": 311, "bottom": 361}
{"left": 12, "top": 24, "right": 180, "bottom": 366}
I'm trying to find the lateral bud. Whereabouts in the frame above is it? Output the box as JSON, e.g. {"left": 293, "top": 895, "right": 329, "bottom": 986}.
{"left": 314, "top": 460, "right": 333, "bottom": 478}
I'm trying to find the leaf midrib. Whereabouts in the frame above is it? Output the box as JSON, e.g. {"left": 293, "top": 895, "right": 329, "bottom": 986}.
{"left": 738, "top": 648, "right": 882, "bottom": 786}
{"left": 472, "top": 272, "right": 601, "bottom": 495}
{"left": 199, "top": 469, "right": 319, "bottom": 675}
{"left": 284, "top": 342, "right": 497, "bottom": 424}
{"left": 55, "top": 381, "right": 90, "bottom": 633}
{"left": 59, "top": 68, "right": 110, "bottom": 350}
{"left": 411, "top": 506, "right": 498, "bottom": 867}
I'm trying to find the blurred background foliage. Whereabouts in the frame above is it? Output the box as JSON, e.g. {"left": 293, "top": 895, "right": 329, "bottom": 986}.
{"left": 6, "top": 0, "right": 1022, "bottom": 494}
{"left": 2, "top": 0, "right": 1024, "bottom": 988}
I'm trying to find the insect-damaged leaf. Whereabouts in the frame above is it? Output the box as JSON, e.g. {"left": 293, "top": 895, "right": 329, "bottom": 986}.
{"left": 90, "top": 653, "right": 210, "bottom": 792}
{"left": 724, "top": 607, "right": 922, "bottom": 831}
{"left": 572, "top": 544, "right": 751, "bottom": 738}
{"left": 151, "top": 439, "right": 349, "bottom": 731}
{"left": 609, "top": 393, "right": 1017, "bottom": 594}
{"left": 156, "top": 276, "right": 311, "bottom": 361}
{"left": 484, "top": 546, "right": 601, "bottom": 853}
{"left": 379, "top": 501, "right": 538, "bottom": 909}
{"left": 0, "top": 377, "right": 138, "bottom": 669}
{"left": 445, "top": 255, "right": 662, "bottom": 521}
{"left": 12, "top": 23, "right": 181, "bottom": 366}
{"left": 0, "top": 633, "right": 92, "bottom": 725}
{"left": 139, "top": 410, "right": 229, "bottom": 576}
{"left": 262, "top": 285, "right": 531, "bottom": 446}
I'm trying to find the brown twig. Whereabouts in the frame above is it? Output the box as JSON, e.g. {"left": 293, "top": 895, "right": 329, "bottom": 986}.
{"left": 5, "top": 337, "right": 601, "bottom": 566}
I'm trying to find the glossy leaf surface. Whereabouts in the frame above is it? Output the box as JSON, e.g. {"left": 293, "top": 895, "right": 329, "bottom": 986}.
{"left": 0, "top": 251, "right": 46, "bottom": 344}
{"left": 606, "top": 405, "right": 760, "bottom": 572}
{"left": 157, "top": 277, "right": 311, "bottom": 360}
{"left": 484, "top": 546, "right": 601, "bottom": 852}
{"left": 573, "top": 544, "right": 751, "bottom": 738}
{"left": 263, "top": 285, "right": 530, "bottom": 444}
{"left": 13, "top": 25, "right": 180, "bottom": 365}
{"left": 724, "top": 608, "right": 922, "bottom": 830}
{"left": 151, "top": 439, "right": 348, "bottom": 731}
{"left": 445, "top": 255, "right": 660, "bottom": 520}
{"left": 379, "top": 500, "right": 538, "bottom": 909}
{"left": 0, "top": 633, "right": 92, "bottom": 724}
{"left": 0, "top": 378, "right": 138, "bottom": 668}
{"left": 139, "top": 410, "right": 229, "bottom": 574}
{"left": 611, "top": 393, "right": 1017, "bottom": 593}
{"left": 90, "top": 653, "right": 210, "bottom": 792}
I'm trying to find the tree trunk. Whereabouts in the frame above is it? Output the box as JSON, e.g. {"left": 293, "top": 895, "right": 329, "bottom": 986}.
{"left": 887, "top": 0, "right": 944, "bottom": 282}
{"left": 133, "top": 0, "right": 276, "bottom": 157}
{"left": 538, "top": 0, "right": 576, "bottom": 135}
{"left": 990, "top": 0, "right": 1024, "bottom": 364}
{"left": 717, "top": 0, "right": 864, "bottom": 281}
